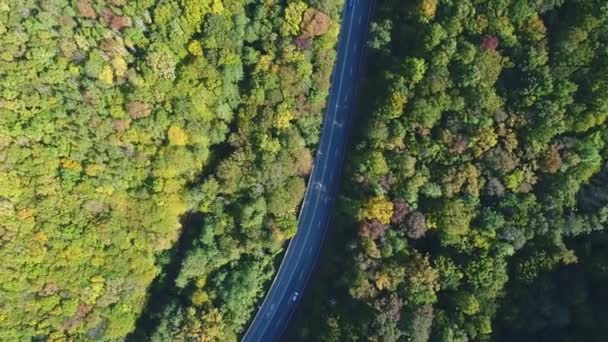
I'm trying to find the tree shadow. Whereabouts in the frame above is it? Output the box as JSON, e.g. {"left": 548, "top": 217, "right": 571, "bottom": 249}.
{"left": 127, "top": 211, "right": 204, "bottom": 341}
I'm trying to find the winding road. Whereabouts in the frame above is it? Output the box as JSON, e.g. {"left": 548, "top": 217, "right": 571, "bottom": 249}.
{"left": 242, "top": 0, "right": 374, "bottom": 340}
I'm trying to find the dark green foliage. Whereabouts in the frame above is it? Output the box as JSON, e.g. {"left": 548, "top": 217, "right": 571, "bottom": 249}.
{"left": 495, "top": 233, "right": 608, "bottom": 342}
{"left": 291, "top": 0, "right": 608, "bottom": 341}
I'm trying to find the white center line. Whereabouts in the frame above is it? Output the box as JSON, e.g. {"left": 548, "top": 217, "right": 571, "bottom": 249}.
{"left": 245, "top": 1, "right": 365, "bottom": 339}
{"left": 260, "top": 1, "right": 359, "bottom": 327}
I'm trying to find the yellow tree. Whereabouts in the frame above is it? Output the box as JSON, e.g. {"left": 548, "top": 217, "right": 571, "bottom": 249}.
{"left": 281, "top": 1, "right": 308, "bottom": 36}
{"left": 168, "top": 126, "right": 189, "bottom": 146}
{"left": 362, "top": 196, "right": 394, "bottom": 224}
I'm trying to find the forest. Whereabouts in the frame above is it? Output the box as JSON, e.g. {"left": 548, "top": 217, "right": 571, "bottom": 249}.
{"left": 3, "top": 0, "right": 608, "bottom": 341}
{"left": 289, "top": 0, "right": 608, "bottom": 341}
{"left": 0, "top": 0, "right": 340, "bottom": 340}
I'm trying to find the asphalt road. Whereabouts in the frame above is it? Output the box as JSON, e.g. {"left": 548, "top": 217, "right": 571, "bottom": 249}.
{"left": 241, "top": 0, "right": 374, "bottom": 341}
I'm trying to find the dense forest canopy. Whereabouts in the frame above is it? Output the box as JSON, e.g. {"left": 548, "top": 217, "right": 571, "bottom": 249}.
{"left": 290, "top": 0, "right": 608, "bottom": 341}
{"left": 3, "top": 0, "right": 608, "bottom": 340}
{"left": 0, "top": 0, "right": 341, "bottom": 340}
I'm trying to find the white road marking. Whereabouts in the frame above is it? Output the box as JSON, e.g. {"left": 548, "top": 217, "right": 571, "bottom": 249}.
{"left": 246, "top": 3, "right": 362, "bottom": 338}
{"left": 271, "top": 2, "right": 358, "bottom": 308}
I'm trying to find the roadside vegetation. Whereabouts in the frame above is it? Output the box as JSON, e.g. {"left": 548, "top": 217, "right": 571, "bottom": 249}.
{"left": 290, "top": 0, "right": 608, "bottom": 341}
{"left": 0, "top": 0, "right": 341, "bottom": 340}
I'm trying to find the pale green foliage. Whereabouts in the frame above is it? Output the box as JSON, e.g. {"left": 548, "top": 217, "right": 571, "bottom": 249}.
{"left": 0, "top": 0, "right": 342, "bottom": 339}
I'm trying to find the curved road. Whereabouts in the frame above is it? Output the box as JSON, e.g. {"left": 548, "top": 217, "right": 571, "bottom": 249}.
{"left": 242, "top": 0, "right": 374, "bottom": 341}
